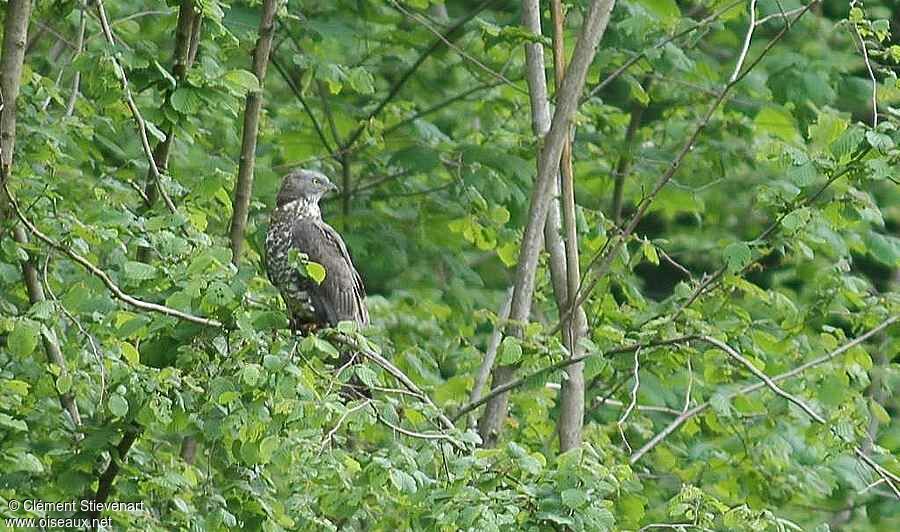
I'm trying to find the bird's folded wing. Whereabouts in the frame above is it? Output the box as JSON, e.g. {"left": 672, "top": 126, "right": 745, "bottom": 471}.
{"left": 291, "top": 219, "right": 369, "bottom": 325}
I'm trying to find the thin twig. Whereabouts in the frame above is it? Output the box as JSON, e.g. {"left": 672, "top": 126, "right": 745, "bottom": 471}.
{"left": 456, "top": 336, "right": 698, "bottom": 421}
{"left": 93, "top": 0, "right": 178, "bottom": 214}
{"left": 555, "top": 2, "right": 820, "bottom": 335}
{"left": 320, "top": 399, "right": 371, "bottom": 451}
{"left": 629, "top": 319, "right": 900, "bottom": 499}
{"left": 731, "top": 0, "right": 758, "bottom": 82}
{"left": 586, "top": 0, "right": 745, "bottom": 100}
{"left": 755, "top": 6, "right": 807, "bottom": 26}
{"left": 389, "top": 0, "right": 526, "bottom": 95}
{"left": 42, "top": 255, "right": 106, "bottom": 404}
{"left": 850, "top": 12, "right": 878, "bottom": 128}
{"left": 65, "top": 2, "right": 88, "bottom": 117}
{"left": 701, "top": 334, "right": 900, "bottom": 498}
{"left": 340, "top": 0, "right": 499, "bottom": 152}
{"left": 617, "top": 347, "right": 641, "bottom": 453}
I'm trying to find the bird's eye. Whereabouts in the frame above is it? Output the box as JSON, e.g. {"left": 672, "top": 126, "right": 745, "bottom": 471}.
{"left": 313, "top": 178, "right": 321, "bottom": 185}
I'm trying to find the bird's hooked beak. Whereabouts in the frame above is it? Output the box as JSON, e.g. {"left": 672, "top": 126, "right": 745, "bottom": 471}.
{"left": 328, "top": 181, "right": 339, "bottom": 192}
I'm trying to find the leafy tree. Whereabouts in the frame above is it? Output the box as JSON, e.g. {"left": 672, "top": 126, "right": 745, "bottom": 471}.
{"left": 1, "top": 0, "right": 898, "bottom": 530}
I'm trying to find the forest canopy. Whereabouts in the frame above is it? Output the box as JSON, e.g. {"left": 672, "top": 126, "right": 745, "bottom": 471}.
{"left": 1, "top": 0, "right": 899, "bottom": 530}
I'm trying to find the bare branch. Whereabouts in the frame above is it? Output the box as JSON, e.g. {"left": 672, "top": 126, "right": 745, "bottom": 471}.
{"left": 93, "top": 0, "right": 178, "bottom": 214}
{"left": 469, "top": 287, "right": 513, "bottom": 427}
{"left": 730, "top": 0, "right": 758, "bottom": 82}
{"left": 617, "top": 347, "right": 641, "bottom": 453}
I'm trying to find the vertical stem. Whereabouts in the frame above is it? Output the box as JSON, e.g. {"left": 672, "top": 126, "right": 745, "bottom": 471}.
{"left": 479, "top": 0, "right": 616, "bottom": 446}
{"left": 552, "top": 0, "right": 587, "bottom": 452}
{"left": 228, "top": 0, "right": 280, "bottom": 265}
{"left": 341, "top": 155, "right": 352, "bottom": 216}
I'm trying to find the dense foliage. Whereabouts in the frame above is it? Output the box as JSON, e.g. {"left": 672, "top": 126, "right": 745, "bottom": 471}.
{"left": 1, "top": 0, "right": 898, "bottom": 530}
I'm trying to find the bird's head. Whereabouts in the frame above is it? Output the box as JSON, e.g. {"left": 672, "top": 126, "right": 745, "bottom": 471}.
{"left": 276, "top": 169, "right": 338, "bottom": 207}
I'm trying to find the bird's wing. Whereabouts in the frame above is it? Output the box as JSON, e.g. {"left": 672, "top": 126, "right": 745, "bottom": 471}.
{"left": 291, "top": 219, "right": 369, "bottom": 326}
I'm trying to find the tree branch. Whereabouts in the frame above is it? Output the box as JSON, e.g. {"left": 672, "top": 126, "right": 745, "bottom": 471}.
{"left": 341, "top": 0, "right": 500, "bottom": 152}
{"left": 629, "top": 316, "right": 900, "bottom": 500}
{"left": 5, "top": 184, "right": 222, "bottom": 327}
{"left": 557, "top": 2, "right": 820, "bottom": 334}
{"left": 93, "top": 0, "right": 178, "bottom": 214}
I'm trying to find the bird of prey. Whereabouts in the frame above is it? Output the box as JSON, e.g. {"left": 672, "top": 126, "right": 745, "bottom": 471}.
{"left": 265, "top": 169, "right": 369, "bottom": 332}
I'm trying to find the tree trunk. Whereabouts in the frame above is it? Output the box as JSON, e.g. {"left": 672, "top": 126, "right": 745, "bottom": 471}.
{"left": 229, "top": 0, "right": 280, "bottom": 266}
{"left": 0, "top": 0, "right": 83, "bottom": 432}
{"left": 551, "top": 0, "right": 588, "bottom": 452}
{"left": 478, "top": 0, "right": 616, "bottom": 446}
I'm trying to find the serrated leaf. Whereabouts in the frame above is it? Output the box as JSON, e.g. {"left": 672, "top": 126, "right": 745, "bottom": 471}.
{"left": 120, "top": 342, "right": 140, "bottom": 366}
{"left": 242, "top": 365, "right": 261, "bottom": 386}
{"left": 497, "top": 242, "right": 518, "bottom": 267}
{"left": 499, "top": 336, "right": 523, "bottom": 365}
{"left": 561, "top": 488, "right": 588, "bottom": 509}
{"left": 641, "top": 241, "right": 659, "bottom": 265}
{"left": 865, "top": 131, "right": 895, "bottom": 151}
{"left": 754, "top": 106, "right": 802, "bottom": 144}
{"left": 170, "top": 87, "right": 202, "bottom": 113}
{"left": 490, "top": 206, "right": 510, "bottom": 225}
{"left": 389, "top": 468, "right": 417, "bottom": 494}
{"left": 123, "top": 261, "right": 157, "bottom": 281}
{"left": 347, "top": 67, "right": 375, "bottom": 95}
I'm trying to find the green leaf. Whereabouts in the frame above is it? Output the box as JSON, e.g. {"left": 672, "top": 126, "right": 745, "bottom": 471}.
{"left": 8, "top": 319, "right": 40, "bottom": 357}
{"left": 787, "top": 163, "right": 817, "bottom": 187}
{"left": 865, "top": 130, "right": 895, "bottom": 151}
{"left": 346, "top": 67, "right": 375, "bottom": 94}
{"left": 170, "top": 87, "right": 202, "bottom": 114}
{"left": 123, "top": 261, "right": 157, "bottom": 281}
{"left": 305, "top": 261, "right": 327, "bottom": 284}
{"left": 782, "top": 207, "right": 811, "bottom": 232}
{"left": 389, "top": 469, "right": 417, "bottom": 494}
{"left": 723, "top": 242, "right": 751, "bottom": 273}
{"left": 864, "top": 232, "right": 900, "bottom": 266}
{"left": 223, "top": 69, "right": 260, "bottom": 93}
{"left": 489, "top": 206, "right": 510, "bottom": 225}
{"left": 497, "top": 242, "right": 518, "bottom": 267}
{"left": 120, "top": 342, "right": 140, "bottom": 366}
{"left": 242, "top": 364, "right": 262, "bottom": 387}
{"left": 499, "top": 336, "right": 523, "bottom": 364}
{"left": 109, "top": 394, "right": 129, "bottom": 418}
{"left": 635, "top": 0, "right": 681, "bottom": 21}
{"left": 0, "top": 413, "right": 28, "bottom": 431}
{"left": 561, "top": 488, "right": 588, "bottom": 509}
{"left": 641, "top": 241, "right": 659, "bottom": 265}
{"left": 754, "top": 106, "right": 802, "bottom": 144}
{"left": 808, "top": 111, "right": 848, "bottom": 150}
{"left": 217, "top": 391, "right": 240, "bottom": 405}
